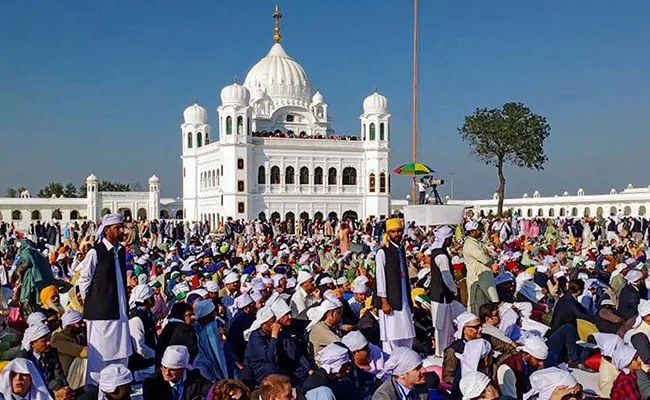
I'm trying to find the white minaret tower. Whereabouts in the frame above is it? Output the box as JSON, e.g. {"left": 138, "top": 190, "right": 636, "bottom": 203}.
{"left": 86, "top": 173, "right": 98, "bottom": 221}
{"left": 148, "top": 175, "right": 160, "bottom": 221}
{"left": 218, "top": 81, "right": 252, "bottom": 145}
{"left": 181, "top": 101, "right": 210, "bottom": 221}
{"left": 361, "top": 89, "right": 391, "bottom": 217}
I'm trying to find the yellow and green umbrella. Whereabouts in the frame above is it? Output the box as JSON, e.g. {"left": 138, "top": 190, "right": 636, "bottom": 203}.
{"left": 393, "top": 162, "right": 435, "bottom": 175}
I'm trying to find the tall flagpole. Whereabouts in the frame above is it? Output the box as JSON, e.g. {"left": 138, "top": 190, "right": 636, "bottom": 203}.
{"left": 411, "top": 0, "right": 419, "bottom": 204}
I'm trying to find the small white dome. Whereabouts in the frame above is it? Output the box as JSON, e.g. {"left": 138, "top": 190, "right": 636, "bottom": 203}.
{"left": 523, "top": 193, "right": 529, "bottom": 198}
{"left": 183, "top": 102, "right": 208, "bottom": 124}
{"left": 533, "top": 191, "right": 541, "bottom": 198}
{"left": 220, "top": 82, "right": 250, "bottom": 106}
{"left": 363, "top": 90, "right": 388, "bottom": 114}
{"left": 312, "top": 90, "right": 324, "bottom": 105}
{"left": 86, "top": 173, "right": 98, "bottom": 183}
{"left": 149, "top": 175, "right": 160, "bottom": 183}
{"left": 610, "top": 188, "right": 617, "bottom": 195}
{"left": 577, "top": 188, "right": 585, "bottom": 196}
{"left": 627, "top": 183, "right": 634, "bottom": 189}
{"left": 563, "top": 191, "right": 569, "bottom": 197}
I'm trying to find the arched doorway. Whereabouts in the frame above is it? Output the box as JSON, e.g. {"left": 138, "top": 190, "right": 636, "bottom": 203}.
{"left": 328, "top": 211, "right": 338, "bottom": 221}
{"left": 258, "top": 212, "right": 267, "bottom": 221}
{"left": 285, "top": 212, "right": 295, "bottom": 222}
{"left": 137, "top": 208, "right": 147, "bottom": 221}
{"left": 596, "top": 207, "right": 604, "bottom": 217}
{"left": 583, "top": 207, "right": 591, "bottom": 217}
{"left": 342, "top": 210, "right": 358, "bottom": 221}
{"left": 571, "top": 207, "right": 578, "bottom": 217}
{"left": 52, "top": 209, "right": 63, "bottom": 220}
{"left": 31, "top": 210, "right": 41, "bottom": 220}
{"left": 640, "top": 206, "right": 647, "bottom": 217}
{"left": 11, "top": 210, "right": 22, "bottom": 220}
{"left": 548, "top": 208, "right": 555, "bottom": 217}
{"left": 119, "top": 208, "right": 132, "bottom": 220}
{"left": 70, "top": 210, "right": 79, "bottom": 220}
{"left": 102, "top": 208, "right": 111, "bottom": 216}
{"left": 271, "top": 212, "right": 281, "bottom": 221}
{"left": 559, "top": 208, "right": 565, "bottom": 217}
{"left": 609, "top": 206, "right": 617, "bottom": 215}
{"left": 314, "top": 211, "right": 323, "bottom": 221}
{"left": 160, "top": 210, "right": 170, "bottom": 219}
{"left": 624, "top": 206, "right": 632, "bottom": 216}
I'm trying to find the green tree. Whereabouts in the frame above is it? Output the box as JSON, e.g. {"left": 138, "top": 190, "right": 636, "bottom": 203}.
{"left": 78, "top": 180, "right": 141, "bottom": 197}
{"left": 6, "top": 188, "right": 17, "bottom": 198}
{"left": 63, "top": 183, "right": 78, "bottom": 198}
{"left": 459, "top": 102, "right": 550, "bottom": 217}
{"left": 37, "top": 182, "right": 65, "bottom": 198}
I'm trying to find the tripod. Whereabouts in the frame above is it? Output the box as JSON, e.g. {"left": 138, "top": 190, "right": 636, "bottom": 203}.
{"left": 426, "top": 184, "right": 444, "bottom": 205}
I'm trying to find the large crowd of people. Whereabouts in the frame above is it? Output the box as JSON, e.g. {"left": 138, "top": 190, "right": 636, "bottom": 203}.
{"left": 0, "top": 212, "right": 650, "bottom": 400}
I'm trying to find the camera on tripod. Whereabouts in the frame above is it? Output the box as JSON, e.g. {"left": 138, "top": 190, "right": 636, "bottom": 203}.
{"left": 420, "top": 176, "right": 445, "bottom": 186}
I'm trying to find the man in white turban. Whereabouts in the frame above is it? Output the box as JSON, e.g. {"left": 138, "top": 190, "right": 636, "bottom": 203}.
{"left": 0, "top": 358, "right": 52, "bottom": 400}
{"left": 127, "top": 284, "right": 156, "bottom": 379}
{"left": 525, "top": 367, "right": 582, "bottom": 400}
{"left": 143, "top": 345, "right": 211, "bottom": 400}
{"left": 290, "top": 271, "right": 316, "bottom": 315}
{"left": 77, "top": 213, "right": 132, "bottom": 385}
{"left": 459, "top": 371, "right": 499, "bottom": 400}
{"left": 463, "top": 221, "right": 498, "bottom": 315}
{"left": 593, "top": 333, "right": 623, "bottom": 397}
{"left": 610, "top": 343, "right": 643, "bottom": 399}
{"left": 92, "top": 364, "right": 133, "bottom": 400}
{"left": 303, "top": 343, "right": 356, "bottom": 400}
{"left": 619, "top": 269, "right": 643, "bottom": 320}
{"left": 307, "top": 298, "right": 343, "bottom": 356}
{"left": 225, "top": 294, "right": 256, "bottom": 372}
{"left": 497, "top": 336, "right": 548, "bottom": 398}
{"left": 51, "top": 310, "right": 87, "bottom": 388}
{"left": 341, "top": 330, "right": 386, "bottom": 378}
{"left": 373, "top": 347, "right": 427, "bottom": 400}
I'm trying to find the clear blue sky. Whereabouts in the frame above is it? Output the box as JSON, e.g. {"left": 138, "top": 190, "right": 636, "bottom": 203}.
{"left": 1, "top": 1, "right": 649, "bottom": 200}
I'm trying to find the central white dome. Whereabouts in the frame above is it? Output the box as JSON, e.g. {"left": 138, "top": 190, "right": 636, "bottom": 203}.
{"left": 243, "top": 43, "right": 312, "bottom": 105}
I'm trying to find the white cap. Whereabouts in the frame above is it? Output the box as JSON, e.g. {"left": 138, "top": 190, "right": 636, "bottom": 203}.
{"left": 161, "top": 345, "right": 193, "bottom": 370}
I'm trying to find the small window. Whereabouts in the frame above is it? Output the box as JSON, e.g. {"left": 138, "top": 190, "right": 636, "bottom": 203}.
{"left": 258, "top": 166, "right": 266, "bottom": 184}
{"left": 237, "top": 158, "right": 244, "bottom": 169}
{"left": 197, "top": 132, "right": 202, "bottom": 147}
{"left": 205, "top": 133, "right": 209, "bottom": 145}
{"left": 300, "top": 167, "right": 309, "bottom": 185}
{"left": 328, "top": 167, "right": 337, "bottom": 185}
{"left": 314, "top": 167, "right": 323, "bottom": 185}
{"left": 286, "top": 115, "right": 295, "bottom": 122}
{"left": 380, "top": 123, "right": 385, "bottom": 140}
{"left": 369, "top": 173, "right": 376, "bottom": 192}
{"left": 237, "top": 116, "right": 243, "bottom": 134}
{"left": 379, "top": 172, "right": 386, "bottom": 193}
{"left": 187, "top": 132, "right": 193, "bottom": 148}
{"left": 220, "top": 195, "right": 224, "bottom": 206}
{"left": 271, "top": 166, "right": 281, "bottom": 185}
{"left": 343, "top": 167, "right": 357, "bottom": 185}
{"left": 238, "top": 181, "right": 245, "bottom": 192}
{"left": 183, "top": 168, "right": 186, "bottom": 177}
{"left": 226, "top": 116, "right": 232, "bottom": 135}
{"left": 238, "top": 202, "right": 245, "bottom": 213}
{"left": 369, "top": 123, "right": 376, "bottom": 140}
{"left": 285, "top": 166, "right": 295, "bottom": 184}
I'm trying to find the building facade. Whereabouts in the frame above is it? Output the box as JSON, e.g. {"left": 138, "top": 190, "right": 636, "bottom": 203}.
{"left": 181, "top": 7, "right": 391, "bottom": 226}
{"left": 0, "top": 174, "right": 182, "bottom": 231}
{"left": 449, "top": 184, "right": 650, "bottom": 218}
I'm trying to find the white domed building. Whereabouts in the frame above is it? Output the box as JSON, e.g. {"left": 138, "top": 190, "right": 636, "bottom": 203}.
{"left": 181, "top": 7, "right": 391, "bottom": 225}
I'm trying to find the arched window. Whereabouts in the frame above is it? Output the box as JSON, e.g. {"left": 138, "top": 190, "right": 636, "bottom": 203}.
{"left": 70, "top": 210, "right": 80, "bottom": 220}
{"left": 342, "top": 167, "right": 357, "bottom": 185}
{"left": 11, "top": 210, "right": 22, "bottom": 220}
{"left": 237, "top": 116, "right": 243, "bottom": 134}
{"left": 571, "top": 207, "right": 578, "bottom": 217}
{"left": 527, "top": 209, "right": 533, "bottom": 217}
{"left": 226, "top": 116, "right": 232, "bottom": 135}
{"left": 52, "top": 209, "right": 62, "bottom": 220}
{"left": 597, "top": 207, "right": 604, "bottom": 217}
{"left": 369, "top": 173, "right": 376, "bottom": 193}
{"left": 379, "top": 172, "right": 386, "bottom": 193}
{"left": 270, "top": 166, "right": 281, "bottom": 185}
{"left": 300, "top": 167, "right": 309, "bottom": 185}
{"left": 212, "top": 170, "right": 216, "bottom": 187}
{"left": 300, "top": 211, "right": 310, "bottom": 221}
{"left": 369, "top": 123, "right": 376, "bottom": 140}
{"left": 538, "top": 208, "right": 544, "bottom": 217}
{"left": 314, "top": 167, "right": 323, "bottom": 185}
{"left": 247, "top": 117, "right": 251, "bottom": 135}
{"left": 205, "top": 133, "right": 209, "bottom": 145}
{"left": 187, "top": 132, "right": 193, "bottom": 148}
{"left": 271, "top": 212, "right": 281, "bottom": 221}
{"left": 197, "top": 132, "right": 202, "bottom": 147}
{"left": 314, "top": 211, "right": 323, "bottom": 221}
{"left": 362, "top": 124, "right": 366, "bottom": 140}
{"left": 584, "top": 207, "right": 591, "bottom": 217}
{"left": 549, "top": 208, "right": 555, "bottom": 217}
{"left": 559, "top": 208, "right": 565, "bottom": 216}
{"left": 285, "top": 166, "right": 295, "bottom": 184}
{"left": 380, "top": 123, "right": 385, "bottom": 140}
{"left": 624, "top": 206, "right": 632, "bottom": 216}
{"left": 328, "top": 168, "right": 337, "bottom": 185}
{"left": 610, "top": 206, "right": 617, "bottom": 215}
{"left": 31, "top": 210, "right": 41, "bottom": 220}
{"left": 258, "top": 166, "right": 266, "bottom": 184}
{"left": 640, "top": 206, "right": 647, "bottom": 216}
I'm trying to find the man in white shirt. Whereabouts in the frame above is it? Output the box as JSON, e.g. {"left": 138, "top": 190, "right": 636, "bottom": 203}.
{"left": 290, "top": 271, "right": 316, "bottom": 315}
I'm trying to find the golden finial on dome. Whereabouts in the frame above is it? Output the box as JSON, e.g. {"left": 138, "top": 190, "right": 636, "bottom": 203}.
{"left": 273, "top": 5, "right": 282, "bottom": 43}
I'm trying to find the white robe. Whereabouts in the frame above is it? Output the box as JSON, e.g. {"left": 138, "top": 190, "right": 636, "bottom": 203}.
{"left": 375, "top": 244, "right": 415, "bottom": 346}
{"left": 430, "top": 253, "right": 465, "bottom": 356}
{"left": 77, "top": 238, "right": 132, "bottom": 385}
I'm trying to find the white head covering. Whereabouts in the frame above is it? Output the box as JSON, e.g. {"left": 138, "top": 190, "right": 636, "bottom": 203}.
{"left": 95, "top": 364, "right": 133, "bottom": 399}
{"left": 536, "top": 264, "right": 549, "bottom": 274}
{"left": 21, "top": 323, "right": 50, "bottom": 351}
{"left": 524, "top": 367, "right": 578, "bottom": 400}
{"left": 460, "top": 371, "right": 491, "bottom": 400}
{"left": 172, "top": 281, "right": 190, "bottom": 298}
{"left": 354, "top": 275, "right": 369, "bottom": 286}
{"left": 626, "top": 270, "right": 643, "bottom": 284}
{"left": 129, "top": 284, "right": 154, "bottom": 309}
{"left": 352, "top": 283, "right": 367, "bottom": 294}
{"left": 335, "top": 277, "right": 348, "bottom": 286}
{"left": 194, "top": 300, "right": 216, "bottom": 319}
{"left": 0, "top": 359, "right": 52, "bottom": 400}
{"left": 243, "top": 306, "right": 275, "bottom": 341}
{"left": 341, "top": 331, "right": 369, "bottom": 352}
{"left": 297, "top": 271, "right": 314, "bottom": 285}
{"left": 224, "top": 273, "right": 240, "bottom": 284}
{"left": 517, "top": 336, "right": 548, "bottom": 360}
{"left": 593, "top": 333, "right": 623, "bottom": 358}
{"left": 639, "top": 299, "right": 650, "bottom": 317}
{"left": 306, "top": 298, "right": 343, "bottom": 330}
{"left": 234, "top": 294, "right": 254, "bottom": 309}
{"left": 61, "top": 310, "right": 83, "bottom": 329}
{"left": 457, "top": 338, "right": 491, "bottom": 377}
{"left": 432, "top": 226, "right": 454, "bottom": 249}
{"left": 26, "top": 312, "right": 46, "bottom": 327}
{"left": 257, "top": 264, "right": 270, "bottom": 274}
{"left": 95, "top": 213, "right": 124, "bottom": 241}
{"left": 612, "top": 343, "right": 638, "bottom": 372}
{"left": 249, "top": 291, "right": 263, "bottom": 303}
{"left": 204, "top": 281, "right": 219, "bottom": 293}
{"left": 454, "top": 312, "right": 479, "bottom": 339}
{"left": 161, "top": 345, "right": 193, "bottom": 370}
{"left": 272, "top": 274, "right": 286, "bottom": 287}
{"left": 315, "top": 343, "right": 350, "bottom": 374}
{"left": 270, "top": 299, "right": 291, "bottom": 319}
{"left": 383, "top": 347, "right": 422, "bottom": 376}
{"left": 464, "top": 220, "right": 479, "bottom": 232}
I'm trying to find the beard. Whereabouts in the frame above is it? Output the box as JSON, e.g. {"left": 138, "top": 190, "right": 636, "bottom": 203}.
{"left": 47, "top": 300, "right": 65, "bottom": 317}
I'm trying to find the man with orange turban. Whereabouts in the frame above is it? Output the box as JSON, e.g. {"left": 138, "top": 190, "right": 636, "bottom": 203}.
{"left": 40, "top": 285, "right": 64, "bottom": 316}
